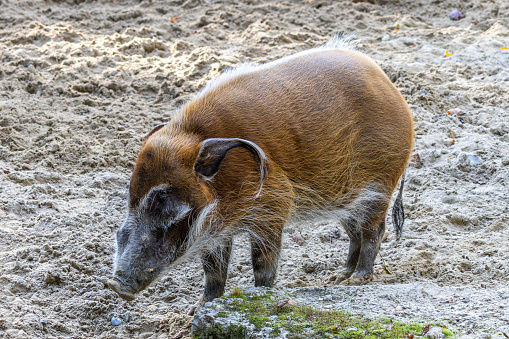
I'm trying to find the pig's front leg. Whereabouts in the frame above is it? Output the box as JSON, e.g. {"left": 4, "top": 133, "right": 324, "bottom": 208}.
{"left": 250, "top": 225, "right": 283, "bottom": 287}
{"left": 202, "top": 238, "right": 233, "bottom": 301}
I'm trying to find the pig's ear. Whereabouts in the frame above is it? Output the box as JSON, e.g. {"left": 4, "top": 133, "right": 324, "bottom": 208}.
{"left": 193, "top": 138, "right": 267, "bottom": 196}
{"left": 143, "top": 123, "right": 166, "bottom": 144}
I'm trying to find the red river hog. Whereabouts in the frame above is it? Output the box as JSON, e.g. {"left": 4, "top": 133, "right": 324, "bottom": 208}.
{"left": 106, "top": 36, "right": 414, "bottom": 304}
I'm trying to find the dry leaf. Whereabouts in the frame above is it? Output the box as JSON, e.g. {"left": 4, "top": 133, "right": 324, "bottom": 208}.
{"left": 170, "top": 16, "right": 178, "bottom": 23}
{"left": 421, "top": 324, "right": 432, "bottom": 336}
{"left": 407, "top": 334, "right": 414, "bottom": 339}
{"left": 445, "top": 50, "right": 453, "bottom": 57}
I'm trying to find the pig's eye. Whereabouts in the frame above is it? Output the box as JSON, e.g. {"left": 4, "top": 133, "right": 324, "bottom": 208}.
{"left": 148, "top": 190, "right": 172, "bottom": 215}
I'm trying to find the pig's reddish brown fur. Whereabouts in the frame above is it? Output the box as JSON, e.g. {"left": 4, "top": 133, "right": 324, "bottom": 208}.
{"left": 121, "top": 46, "right": 413, "bottom": 298}
{"left": 132, "top": 50, "right": 412, "bottom": 220}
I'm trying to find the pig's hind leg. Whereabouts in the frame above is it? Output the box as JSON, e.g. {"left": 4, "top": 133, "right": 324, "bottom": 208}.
{"left": 334, "top": 219, "right": 362, "bottom": 282}
{"left": 339, "top": 219, "right": 386, "bottom": 285}
{"left": 334, "top": 185, "right": 389, "bottom": 285}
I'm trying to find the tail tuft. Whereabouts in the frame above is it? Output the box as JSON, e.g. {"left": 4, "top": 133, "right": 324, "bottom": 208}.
{"left": 392, "top": 177, "right": 405, "bottom": 240}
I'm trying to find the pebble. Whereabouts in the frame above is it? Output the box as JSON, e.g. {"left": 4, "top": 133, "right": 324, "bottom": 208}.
{"left": 456, "top": 152, "right": 482, "bottom": 165}
{"left": 124, "top": 311, "right": 130, "bottom": 322}
{"left": 449, "top": 9, "right": 466, "bottom": 21}
{"left": 111, "top": 316, "right": 122, "bottom": 326}
{"left": 291, "top": 232, "right": 304, "bottom": 245}
{"left": 425, "top": 327, "right": 445, "bottom": 338}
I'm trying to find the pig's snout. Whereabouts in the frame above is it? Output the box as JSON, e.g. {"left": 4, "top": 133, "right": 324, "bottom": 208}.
{"left": 106, "top": 277, "right": 136, "bottom": 301}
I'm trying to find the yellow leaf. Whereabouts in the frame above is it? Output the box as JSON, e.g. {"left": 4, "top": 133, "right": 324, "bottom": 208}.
{"left": 501, "top": 46, "right": 508, "bottom": 50}
{"left": 445, "top": 50, "right": 453, "bottom": 58}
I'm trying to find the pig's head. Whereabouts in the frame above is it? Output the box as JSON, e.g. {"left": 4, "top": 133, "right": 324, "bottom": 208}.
{"left": 107, "top": 125, "right": 267, "bottom": 301}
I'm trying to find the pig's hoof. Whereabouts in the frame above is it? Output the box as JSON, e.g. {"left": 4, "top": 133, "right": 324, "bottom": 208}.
{"left": 339, "top": 273, "right": 372, "bottom": 286}
{"left": 332, "top": 271, "right": 353, "bottom": 285}
{"left": 106, "top": 279, "right": 136, "bottom": 301}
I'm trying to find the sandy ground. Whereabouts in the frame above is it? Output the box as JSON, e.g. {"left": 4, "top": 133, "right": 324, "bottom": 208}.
{"left": 0, "top": 0, "right": 508, "bottom": 338}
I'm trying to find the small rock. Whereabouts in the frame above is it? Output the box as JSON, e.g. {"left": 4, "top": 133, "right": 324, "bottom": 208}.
{"left": 456, "top": 152, "right": 482, "bottom": 166}
{"left": 411, "top": 152, "right": 423, "bottom": 168}
{"left": 396, "top": 305, "right": 404, "bottom": 311}
{"left": 382, "top": 34, "right": 390, "bottom": 41}
{"left": 425, "top": 327, "right": 445, "bottom": 339}
{"left": 319, "top": 229, "right": 341, "bottom": 243}
{"left": 447, "top": 108, "right": 465, "bottom": 115}
{"left": 444, "top": 139, "right": 455, "bottom": 147}
{"left": 124, "top": 311, "right": 130, "bottom": 322}
{"left": 5, "top": 329, "right": 21, "bottom": 335}
{"left": 111, "top": 316, "right": 122, "bottom": 326}
{"left": 302, "top": 262, "right": 316, "bottom": 274}
{"left": 292, "top": 232, "right": 304, "bottom": 246}
{"left": 45, "top": 272, "right": 62, "bottom": 285}
{"left": 99, "top": 276, "right": 109, "bottom": 286}
{"left": 449, "top": 9, "right": 466, "bottom": 21}
{"left": 347, "top": 327, "right": 358, "bottom": 332}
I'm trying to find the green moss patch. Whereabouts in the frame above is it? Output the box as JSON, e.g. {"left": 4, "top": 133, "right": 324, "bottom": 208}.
{"left": 218, "top": 288, "right": 455, "bottom": 339}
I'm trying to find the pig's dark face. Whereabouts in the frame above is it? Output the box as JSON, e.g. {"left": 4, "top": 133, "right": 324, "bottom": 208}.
{"left": 107, "top": 137, "right": 207, "bottom": 301}
{"left": 109, "top": 186, "right": 194, "bottom": 301}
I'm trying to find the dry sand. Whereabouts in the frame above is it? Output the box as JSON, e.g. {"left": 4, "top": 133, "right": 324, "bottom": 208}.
{"left": 0, "top": 0, "right": 508, "bottom": 337}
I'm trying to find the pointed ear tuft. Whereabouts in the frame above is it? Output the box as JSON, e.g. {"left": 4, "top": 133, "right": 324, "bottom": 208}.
{"left": 193, "top": 138, "right": 267, "bottom": 197}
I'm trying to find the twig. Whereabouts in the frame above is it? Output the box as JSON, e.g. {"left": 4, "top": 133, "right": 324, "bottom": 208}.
{"left": 378, "top": 251, "right": 392, "bottom": 274}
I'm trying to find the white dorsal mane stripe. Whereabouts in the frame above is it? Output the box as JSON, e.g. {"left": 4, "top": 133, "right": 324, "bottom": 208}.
{"left": 196, "top": 35, "right": 357, "bottom": 99}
